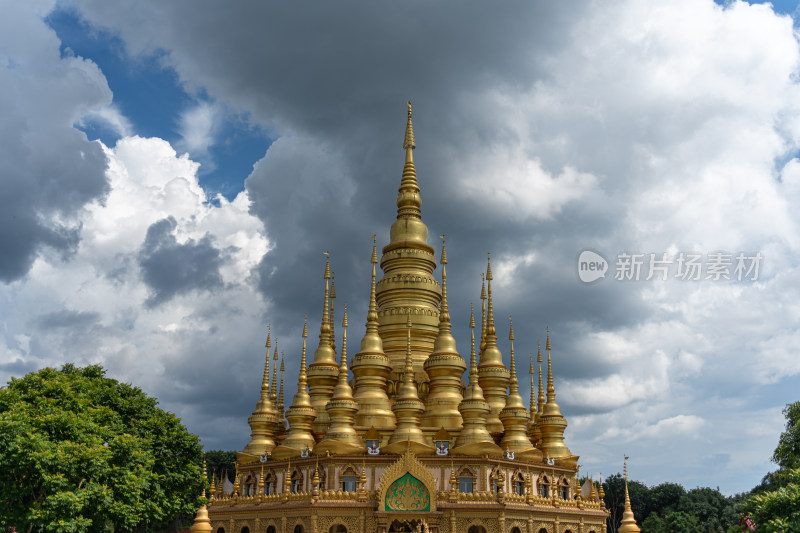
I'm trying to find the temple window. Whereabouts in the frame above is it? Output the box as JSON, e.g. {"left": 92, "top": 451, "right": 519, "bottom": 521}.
{"left": 341, "top": 467, "right": 358, "bottom": 492}
{"left": 290, "top": 470, "right": 303, "bottom": 493}
{"left": 513, "top": 473, "right": 525, "bottom": 495}
{"left": 539, "top": 475, "right": 550, "bottom": 498}
{"left": 561, "top": 485, "right": 569, "bottom": 499}
{"left": 459, "top": 476, "right": 474, "bottom": 493}
{"left": 264, "top": 473, "right": 275, "bottom": 495}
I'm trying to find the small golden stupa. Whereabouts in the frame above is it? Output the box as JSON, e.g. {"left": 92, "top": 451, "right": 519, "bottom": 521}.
{"left": 206, "top": 103, "right": 610, "bottom": 533}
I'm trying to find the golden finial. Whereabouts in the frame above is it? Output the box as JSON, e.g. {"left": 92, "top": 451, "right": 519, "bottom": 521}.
{"left": 508, "top": 317, "right": 518, "bottom": 391}
{"left": 300, "top": 317, "right": 308, "bottom": 382}
{"left": 329, "top": 272, "right": 336, "bottom": 352}
{"left": 546, "top": 328, "right": 555, "bottom": 402}
{"left": 404, "top": 101, "right": 416, "bottom": 150}
{"left": 529, "top": 352, "right": 536, "bottom": 416}
{"left": 261, "top": 330, "right": 271, "bottom": 398}
{"left": 619, "top": 457, "right": 641, "bottom": 533}
{"left": 317, "top": 253, "right": 333, "bottom": 347}
{"left": 623, "top": 455, "right": 629, "bottom": 480}
{"left": 190, "top": 457, "right": 213, "bottom": 533}
{"left": 270, "top": 339, "right": 279, "bottom": 403}
{"left": 537, "top": 341, "right": 545, "bottom": 412}
{"left": 486, "top": 253, "right": 496, "bottom": 337}
{"left": 278, "top": 352, "right": 285, "bottom": 412}
{"left": 480, "top": 273, "right": 487, "bottom": 353}
{"left": 340, "top": 303, "right": 349, "bottom": 375}
{"left": 265, "top": 324, "right": 271, "bottom": 348}
{"left": 468, "top": 304, "right": 477, "bottom": 378}
{"left": 201, "top": 457, "right": 208, "bottom": 498}
{"left": 438, "top": 235, "right": 451, "bottom": 325}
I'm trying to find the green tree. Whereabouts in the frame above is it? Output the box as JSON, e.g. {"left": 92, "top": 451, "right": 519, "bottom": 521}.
{"left": 740, "top": 401, "right": 800, "bottom": 532}
{"left": 773, "top": 402, "right": 800, "bottom": 470}
{"left": 0, "top": 364, "right": 205, "bottom": 533}
{"left": 205, "top": 450, "right": 236, "bottom": 482}
{"left": 602, "top": 474, "right": 650, "bottom": 533}
{"left": 648, "top": 482, "right": 685, "bottom": 516}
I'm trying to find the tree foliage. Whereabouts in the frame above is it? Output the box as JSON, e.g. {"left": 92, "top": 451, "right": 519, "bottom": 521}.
{"left": 739, "top": 401, "right": 800, "bottom": 532}
{"left": 601, "top": 475, "right": 741, "bottom": 533}
{"left": 0, "top": 365, "right": 204, "bottom": 533}
{"left": 204, "top": 450, "right": 236, "bottom": 482}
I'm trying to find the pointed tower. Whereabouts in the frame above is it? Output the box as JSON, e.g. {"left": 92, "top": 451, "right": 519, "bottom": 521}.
{"left": 190, "top": 459, "right": 213, "bottom": 533}
{"left": 329, "top": 273, "right": 337, "bottom": 355}
{"left": 351, "top": 236, "right": 396, "bottom": 432}
{"left": 277, "top": 354, "right": 286, "bottom": 432}
{"left": 272, "top": 317, "right": 317, "bottom": 460}
{"left": 500, "top": 317, "right": 541, "bottom": 460}
{"left": 619, "top": 459, "right": 641, "bottom": 533}
{"left": 242, "top": 327, "right": 278, "bottom": 456}
{"left": 270, "top": 341, "right": 278, "bottom": 405}
{"left": 538, "top": 329, "right": 572, "bottom": 460}
{"left": 375, "top": 102, "right": 442, "bottom": 380}
{"left": 315, "top": 305, "right": 364, "bottom": 455}
{"left": 528, "top": 342, "right": 545, "bottom": 448}
{"left": 453, "top": 305, "right": 502, "bottom": 457}
{"left": 422, "top": 235, "right": 466, "bottom": 432}
{"left": 307, "top": 254, "right": 339, "bottom": 439}
{"left": 479, "top": 274, "right": 487, "bottom": 354}
{"left": 477, "top": 254, "right": 510, "bottom": 437}
{"left": 383, "top": 315, "right": 435, "bottom": 455}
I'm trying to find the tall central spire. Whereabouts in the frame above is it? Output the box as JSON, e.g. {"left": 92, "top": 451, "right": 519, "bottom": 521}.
{"left": 376, "top": 102, "right": 441, "bottom": 383}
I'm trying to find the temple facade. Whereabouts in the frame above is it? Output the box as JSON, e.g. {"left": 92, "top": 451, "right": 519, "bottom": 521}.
{"left": 203, "top": 103, "right": 610, "bottom": 533}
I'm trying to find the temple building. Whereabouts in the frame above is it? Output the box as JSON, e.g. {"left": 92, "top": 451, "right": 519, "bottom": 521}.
{"left": 204, "top": 103, "right": 613, "bottom": 533}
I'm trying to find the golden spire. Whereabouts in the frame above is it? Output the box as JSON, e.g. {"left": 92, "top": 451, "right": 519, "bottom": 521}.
{"left": 423, "top": 235, "right": 465, "bottom": 432}
{"left": 329, "top": 273, "right": 336, "bottom": 354}
{"left": 376, "top": 103, "right": 440, "bottom": 373}
{"left": 478, "top": 253, "right": 509, "bottom": 437}
{"left": 480, "top": 273, "right": 487, "bottom": 353}
{"left": 308, "top": 253, "right": 339, "bottom": 439}
{"left": 263, "top": 326, "right": 271, "bottom": 399}
{"left": 242, "top": 327, "right": 278, "bottom": 456}
{"left": 190, "top": 458, "right": 213, "bottom": 533}
{"left": 619, "top": 457, "right": 641, "bottom": 533}
{"left": 528, "top": 341, "right": 545, "bottom": 446}
{"left": 385, "top": 314, "right": 433, "bottom": 454}
{"left": 209, "top": 470, "right": 216, "bottom": 500}
{"left": 453, "top": 305, "right": 502, "bottom": 457}
{"left": 270, "top": 340, "right": 278, "bottom": 404}
{"left": 500, "top": 317, "right": 539, "bottom": 459}
{"left": 537, "top": 341, "right": 545, "bottom": 415}
{"left": 272, "top": 316, "right": 316, "bottom": 459}
{"left": 529, "top": 352, "right": 536, "bottom": 419}
{"left": 278, "top": 354, "right": 285, "bottom": 413}
{"left": 352, "top": 236, "right": 396, "bottom": 431}
{"left": 538, "top": 328, "right": 572, "bottom": 459}
{"left": 546, "top": 328, "right": 555, "bottom": 403}
{"left": 315, "top": 304, "right": 363, "bottom": 455}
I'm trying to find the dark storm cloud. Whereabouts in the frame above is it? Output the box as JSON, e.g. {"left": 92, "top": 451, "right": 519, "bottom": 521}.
{"left": 138, "top": 217, "right": 224, "bottom": 307}
{"left": 74, "top": 0, "right": 644, "bottom": 437}
{"left": 0, "top": 4, "right": 111, "bottom": 282}
{"left": 36, "top": 309, "right": 101, "bottom": 329}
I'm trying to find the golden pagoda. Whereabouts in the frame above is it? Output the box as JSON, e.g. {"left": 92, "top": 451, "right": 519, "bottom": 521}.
{"left": 207, "top": 103, "right": 608, "bottom": 533}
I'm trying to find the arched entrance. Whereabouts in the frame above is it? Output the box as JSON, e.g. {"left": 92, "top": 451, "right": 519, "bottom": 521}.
{"left": 388, "top": 519, "right": 423, "bottom": 532}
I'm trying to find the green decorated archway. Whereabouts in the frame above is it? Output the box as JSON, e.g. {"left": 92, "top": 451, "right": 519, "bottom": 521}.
{"left": 384, "top": 473, "right": 430, "bottom": 512}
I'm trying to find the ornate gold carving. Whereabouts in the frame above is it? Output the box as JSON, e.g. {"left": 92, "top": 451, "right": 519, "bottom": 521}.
{"left": 376, "top": 448, "right": 438, "bottom": 512}
{"left": 385, "top": 472, "right": 430, "bottom": 511}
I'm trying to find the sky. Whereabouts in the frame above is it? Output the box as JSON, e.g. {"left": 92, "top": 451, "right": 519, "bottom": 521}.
{"left": 2, "top": 0, "right": 800, "bottom": 496}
